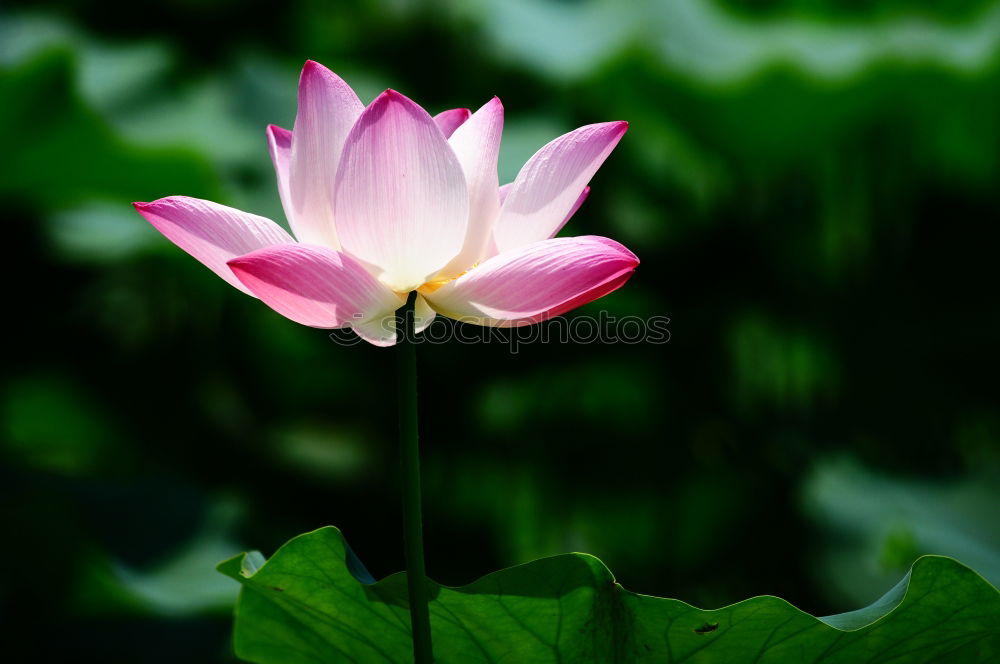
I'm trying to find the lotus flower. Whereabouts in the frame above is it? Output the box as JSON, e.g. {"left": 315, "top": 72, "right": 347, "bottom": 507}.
{"left": 134, "top": 61, "right": 638, "bottom": 346}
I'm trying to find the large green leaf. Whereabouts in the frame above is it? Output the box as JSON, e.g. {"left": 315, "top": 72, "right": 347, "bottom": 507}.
{"left": 218, "top": 526, "right": 1000, "bottom": 663}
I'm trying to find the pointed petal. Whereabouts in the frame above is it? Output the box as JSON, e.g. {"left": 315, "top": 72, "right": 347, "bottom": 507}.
{"left": 437, "top": 97, "right": 504, "bottom": 278}
{"left": 288, "top": 61, "right": 364, "bottom": 247}
{"left": 551, "top": 186, "right": 590, "bottom": 238}
{"left": 433, "top": 108, "right": 471, "bottom": 138}
{"left": 492, "top": 186, "right": 586, "bottom": 247}
{"left": 227, "top": 244, "right": 403, "bottom": 329}
{"left": 493, "top": 122, "right": 627, "bottom": 253}
{"left": 334, "top": 89, "right": 469, "bottom": 292}
{"left": 134, "top": 196, "right": 294, "bottom": 295}
{"left": 266, "top": 124, "right": 293, "bottom": 224}
{"left": 425, "top": 236, "right": 638, "bottom": 326}
{"left": 414, "top": 294, "right": 437, "bottom": 334}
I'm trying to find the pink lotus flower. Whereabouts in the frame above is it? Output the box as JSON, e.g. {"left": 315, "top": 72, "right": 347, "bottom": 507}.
{"left": 134, "top": 61, "right": 638, "bottom": 346}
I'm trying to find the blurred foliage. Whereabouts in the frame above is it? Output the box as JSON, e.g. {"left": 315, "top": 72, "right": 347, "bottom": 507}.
{"left": 2, "top": 0, "right": 999, "bottom": 661}
{"left": 803, "top": 456, "right": 1000, "bottom": 605}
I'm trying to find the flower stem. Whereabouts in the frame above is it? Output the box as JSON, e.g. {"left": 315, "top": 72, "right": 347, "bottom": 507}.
{"left": 397, "top": 291, "right": 433, "bottom": 663}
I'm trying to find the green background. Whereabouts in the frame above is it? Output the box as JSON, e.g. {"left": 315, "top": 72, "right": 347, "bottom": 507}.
{"left": 2, "top": 1, "right": 999, "bottom": 661}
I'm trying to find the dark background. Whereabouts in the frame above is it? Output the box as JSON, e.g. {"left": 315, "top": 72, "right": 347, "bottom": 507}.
{"left": 2, "top": 0, "right": 999, "bottom": 661}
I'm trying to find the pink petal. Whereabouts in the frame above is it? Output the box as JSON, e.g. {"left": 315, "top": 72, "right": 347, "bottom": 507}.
{"left": 436, "top": 97, "right": 504, "bottom": 278}
{"left": 134, "top": 196, "right": 295, "bottom": 295}
{"left": 551, "top": 186, "right": 590, "bottom": 238}
{"left": 493, "top": 122, "right": 627, "bottom": 253}
{"left": 228, "top": 244, "right": 403, "bottom": 331}
{"left": 425, "top": 235, "right": 638, "bottom": 326}
{"left": 266, "top": 124, "right": 293, "bottom": 224}
{"left": 333, "top": 89, "right": 469, "bottom": 292}
{"left": 288, "top": 61, "right": 364, "bottom": 247}
{"left": 433, "top": 108, "right": 471, "bottom": 138}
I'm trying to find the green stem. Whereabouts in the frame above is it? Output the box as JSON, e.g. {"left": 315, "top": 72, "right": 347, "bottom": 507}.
{"left": 397, "top": 291, "right": 433, "bottom": 663}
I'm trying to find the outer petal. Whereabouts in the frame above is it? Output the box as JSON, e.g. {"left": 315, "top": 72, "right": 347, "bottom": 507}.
{"left": 413, "top": 294, "right": 437, "bottom": 334}
{"left": 436, "top": 97, "right": 504, "bottom": 278}
{"left": 551, "top": 186, "right": 590, "bottom": 238}
{"left": 425, "top": 236, "right": 638, "bottom": 327}
{"left": 228, "top": 244, "right": 403, "bottom": 333}
{"left": 333, "top": 89, "right": 469, "bottom": 292}
{"left": 354, "top": 293, "right": 436, "bottom": 346}
{"left": 498, "top": 182, "right": 512, "bottom": 206}
{"left": 493, "top": 122, "right": 627, "bottom": 253}
{"left": 497, "top": 183, "right": 589, "bottom": 240}
{"left": 433, "top": 108, "right": 471, "bottom": 138}
{"left": 266, "top": 124, "right": 293, "bottom": 223}
{"left": 288, "top": 61, "right": 364, "bottom": 248}
{"left": 352, "top": 313, "right": 398, "bottom": 347}
{"left": 134, "top": 196, "right": 295, "bottom": 295}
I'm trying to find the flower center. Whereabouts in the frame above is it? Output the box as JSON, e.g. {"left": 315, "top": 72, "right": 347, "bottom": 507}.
{"left": 415, "top": 263, "right": 478, "bottom": 295}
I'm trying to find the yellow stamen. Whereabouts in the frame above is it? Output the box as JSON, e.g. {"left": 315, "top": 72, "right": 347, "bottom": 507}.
{"left": 417, "top": 263, "right": 478, "bottom": 294}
